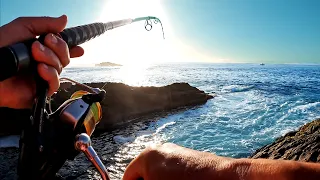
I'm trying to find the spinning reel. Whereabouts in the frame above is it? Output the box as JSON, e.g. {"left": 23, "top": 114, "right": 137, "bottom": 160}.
{"left": 17, "top": 77, "right": 110, "bottom": 180}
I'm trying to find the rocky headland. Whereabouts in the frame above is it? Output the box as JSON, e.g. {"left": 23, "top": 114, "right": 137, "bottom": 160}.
{"left": 0, "top": 82, "right": 214, "bottom": 136}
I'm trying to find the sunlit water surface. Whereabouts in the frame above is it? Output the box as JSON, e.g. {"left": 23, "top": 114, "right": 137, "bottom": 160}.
{"left": 61, "top": 63, "right": 320, "bottom": 179}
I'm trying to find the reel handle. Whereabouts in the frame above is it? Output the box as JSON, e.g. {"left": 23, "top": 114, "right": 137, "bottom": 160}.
{"left": 75, "top": 133, "right": 111, "bottom": 180}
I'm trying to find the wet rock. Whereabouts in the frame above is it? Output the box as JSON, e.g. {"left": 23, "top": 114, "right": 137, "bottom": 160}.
{"left": 0, "top": 121, "right": 154, "bottom": 180}
{"left": 0, "top": 148, "right": 19, "bottom": 180}
{"left": 250, "top": 119, "right": 320, "bottom": 162}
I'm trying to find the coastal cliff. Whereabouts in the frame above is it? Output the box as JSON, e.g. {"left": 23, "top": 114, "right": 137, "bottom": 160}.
{"left": 250, "top": 119, "right": 320, "bottom": 162}
{"left": 0, "top": 82, "right": 213, "bottom": 136}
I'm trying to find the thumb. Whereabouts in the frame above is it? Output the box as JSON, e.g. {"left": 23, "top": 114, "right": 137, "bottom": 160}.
{"left": 0, "top": 15, "right": 67, "bottom": 46}
{"left": 123, "top": 158, "right": 144, "bottom": 180}
{"left": 19, "top": 15, "right": 67, "bottom": 35}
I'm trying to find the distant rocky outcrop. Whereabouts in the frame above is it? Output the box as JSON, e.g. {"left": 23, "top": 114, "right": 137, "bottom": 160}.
{"left": 250, "top": 119, "right": 320, "bottom": 162}
{"left": 95, "top": 62, "right": 122, "bottom": 67}
{"left": 0, "top": 82, "right": 213, "bottom": 136}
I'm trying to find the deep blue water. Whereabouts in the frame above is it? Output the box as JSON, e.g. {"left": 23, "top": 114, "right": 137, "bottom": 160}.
{"left": 61, "top": 63, "right": 320, "bottom": 158}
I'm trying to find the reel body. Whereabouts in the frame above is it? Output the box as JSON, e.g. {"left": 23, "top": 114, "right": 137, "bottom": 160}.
{"left": 17, "top": 87, "right": 109, "bottom": 180}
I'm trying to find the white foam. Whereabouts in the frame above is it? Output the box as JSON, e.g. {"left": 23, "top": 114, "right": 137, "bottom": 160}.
{"left": 289, "top": 102, "right": 320, "bottom": 113}
{"left": 155, "top": 121, "right": 176, "bottom": 134}
{"left": 222, "top": 85, "right": 254, "bottom": 93}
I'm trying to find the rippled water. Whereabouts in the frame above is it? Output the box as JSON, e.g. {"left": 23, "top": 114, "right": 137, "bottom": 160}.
{"left": 61, "top": 63, "right": 320, "bottom": 179}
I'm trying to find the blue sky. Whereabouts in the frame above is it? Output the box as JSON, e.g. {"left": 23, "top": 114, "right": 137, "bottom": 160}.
{"left": 1, "top": 0, "right": 319, "bottom": 64}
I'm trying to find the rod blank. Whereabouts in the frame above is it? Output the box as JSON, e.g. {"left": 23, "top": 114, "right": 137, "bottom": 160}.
{"left": 0, "top": 16, "right": 163, "bottom": 82}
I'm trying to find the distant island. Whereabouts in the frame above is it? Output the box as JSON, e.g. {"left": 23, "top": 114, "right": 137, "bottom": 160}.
{"left": 95, "top": 62, "right": 122, "bottom": 67}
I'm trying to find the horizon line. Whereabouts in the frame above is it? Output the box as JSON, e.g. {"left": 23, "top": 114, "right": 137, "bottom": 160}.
{"left": 67, "top": 61, "right": 320, "bottom": 67}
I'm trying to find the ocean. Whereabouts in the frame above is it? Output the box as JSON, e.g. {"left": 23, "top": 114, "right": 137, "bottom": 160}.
{"left": 1, "top": 63, "right": 319, "bottom": 179}
{"left": 59, "top": 63, "right": 320, "bottom": 179}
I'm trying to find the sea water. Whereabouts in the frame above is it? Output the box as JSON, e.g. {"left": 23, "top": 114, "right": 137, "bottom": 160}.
{"left": 1, "top": 63, "right": 319, "bottom": 179}
{"left": 59, "top": 63, "right": 320, "bottom": 178}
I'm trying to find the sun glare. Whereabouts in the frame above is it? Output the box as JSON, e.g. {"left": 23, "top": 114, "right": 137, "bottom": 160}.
{"left": 68, "top": 0, "right": 218, "bottom": 69}
{"left": 96, "top": 0, "right": 169, "bottom": 65}
{"left": 69, "top": 0, "right": 175, "bottom": 67}
{"left": 116, "top": 64, "right": 150, "bottom": 86}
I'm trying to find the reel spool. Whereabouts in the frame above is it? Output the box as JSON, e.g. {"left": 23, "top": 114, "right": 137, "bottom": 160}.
{"left": 70, "top": 90, "right": 102, "bottom": 136}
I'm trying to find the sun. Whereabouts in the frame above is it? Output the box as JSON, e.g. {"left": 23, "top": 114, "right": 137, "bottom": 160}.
{"left": 69, "top": 0, "right": 199, "bottom": 68}
{"left": 88, "top": 0, "right": 172, "bottom": 67}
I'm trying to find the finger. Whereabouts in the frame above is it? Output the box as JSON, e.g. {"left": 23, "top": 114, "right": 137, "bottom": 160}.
{"left": 70, "top": 46, "right": 85, "bottom": 58}
{"left": 37, "top": 63, "right": 59, "bottom": 96}
{"left": 44, "top": 33, "right": 70, "bottom": 67}
{"left": 123, "top": 158, "right": 144, "bottom": 180}
{"left": 32, "top": 41, "right": 63, "bottom": 74}
{"left": 1, "top": 15, "right": 67, "bottom": 46}
{"left": 21, "top": 15, "right": 67, "bottom": 35}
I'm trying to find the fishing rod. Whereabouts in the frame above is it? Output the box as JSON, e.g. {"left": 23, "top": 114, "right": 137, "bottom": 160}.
{"left": 0, "top": 16, "right": 164, "bottom": 180}
{"left": 0, "top": 16, "right": 164, "bottom": 81}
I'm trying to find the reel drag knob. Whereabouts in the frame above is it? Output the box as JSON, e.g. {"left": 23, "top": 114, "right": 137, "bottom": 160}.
{"left": 75, "top": 133, "right": 111, "bottom": 180}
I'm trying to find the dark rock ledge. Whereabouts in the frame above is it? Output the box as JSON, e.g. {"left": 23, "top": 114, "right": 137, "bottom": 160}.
{"left": 0, "top": 82, "right": 214, "bottom": 136}
{"left": 250, "top": 119, "right": 320, "bottom": 162}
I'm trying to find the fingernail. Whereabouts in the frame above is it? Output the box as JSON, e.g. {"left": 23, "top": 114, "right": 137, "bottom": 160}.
{"left": 39, "top": 43, "right": 45, "bottom": 51}
{"left": 51, "top": 34, "right": 58, "bottom": 44}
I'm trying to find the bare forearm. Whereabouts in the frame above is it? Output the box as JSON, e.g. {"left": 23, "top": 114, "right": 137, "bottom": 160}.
{"left": 122, "top": 143, "right": 320, "bottom": 180}
{"left": 229, "top": 158, "right": 320, "bottom": 180}
{"left": 174, "top": 148, "right": 320, "bottom": 180}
